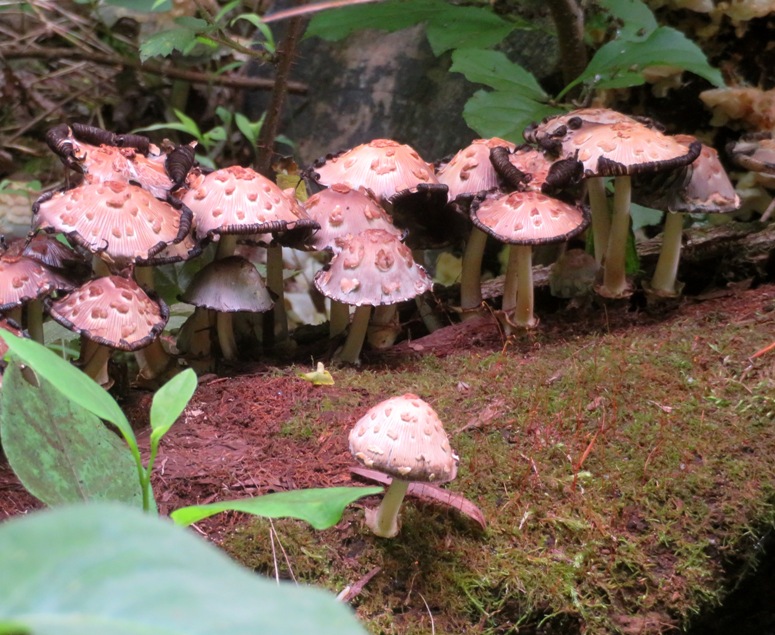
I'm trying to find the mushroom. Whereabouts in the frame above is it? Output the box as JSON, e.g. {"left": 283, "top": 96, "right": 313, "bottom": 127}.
{"left": 313, "top": 229, "right": 433, "bottom": 364}
{"left": 349, "top": 393, "right": 458, "bottom": 538}
{"left": 525, "top": 108, "right": 701, "bottom": 298}
{"left": 33, "top": 180, "right": 193, "bottom": 272}
{"left": 727, "top": 131, "right": 775, "bottom": 221}
{"left": 182, "top": 165, "right": 318, "bottom": 342}
{"left": 46, "top": 275, "right": 169, "bottom": 386}
{"left": 178, "top": 255, "right": 274, "bottom": 362}
{"left": 470, "top": 189, "right": 589, "bottom": 329}
{"left": 637, "top": 135, "right": 740, "bottom": 297}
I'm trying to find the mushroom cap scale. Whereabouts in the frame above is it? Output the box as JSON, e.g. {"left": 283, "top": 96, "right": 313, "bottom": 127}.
{"left": 313, "top": 229, "right": 433, "bottom": 306}
{"left": 436, "top": 138, "right": 515, "bottom": 201}
{"left": 349, "top": 393, "right": 457, "bottom": 482}
{"left": 47, "top": 275, "right": 168, "bottom": 351}
{"left": 471, "top": 190, "right": 589, "bottom": 245}
{"left": 307, "top": 139, "right": 439, "bottom": 202}
{"left": 303, "top": 184, "right": 401, "bottom": 252}
{"left": 33, "top": 181, "right": 192, "bottom": 267}
{"left": 183, "top": 165, "right": 316, "bottom": 241}
{"left": 180, "top": 256, "right": 274, "bottom": 313}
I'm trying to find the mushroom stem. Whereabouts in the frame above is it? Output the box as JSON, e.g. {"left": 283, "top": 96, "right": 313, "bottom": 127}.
{"left": 587, "top": 178, "right": 611, "bottom": 264}
{"left": 25, "top": 300, "right": 44, "bottom": 343}
{"left": 177, "top": 307, "right": 215, "bottom": 373}
{"left": 80, "top": 340, "right": 111, "bottom": 385}
{"left": 650, "top": 211, "right": 685, "bottom": 296}
{"left": 501, "top": 245, "right": 522, "bottom": 331}
{"left": 513, "top": 245, "right": 537, "bottom": 328}
{"left": 135, "top": 338, "right": 173, "bottom": 381}
{"left": 365, "top": 477, "right": 409, "bottom": 538}
{"left": 215, "top": 234, "right": 238, "bottom": 260}
{"left": 329, "top": 300, "right": 350, "bottom": 338}
{"left": 216, "top": 311, "right": 238, "bottom": 360}
{"left": 336, "top": 304, "right": 371, "bottom": 364}
{"left": 460, "top": 227, "right": 488, "bottom": 320}
{"left": 367, "top": 305, "right": 399, "bottom": 349}
{"left": 411, "top": 248, "right": 443, "bottom": 333}
{"left": 266, "top": 244, "right": 288, "bottom": 341}
{"left": 601, "top": 175, "right": 632, "bottom": 297}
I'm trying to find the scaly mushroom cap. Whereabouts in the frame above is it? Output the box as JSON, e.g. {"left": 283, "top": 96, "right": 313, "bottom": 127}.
{"left": 436, "top": 138, "right": 516, "bottom": 201}
{"left": 183, "top": 165, "right": 316, "bottom": 241}
{"left": 180, "top": 256, "right": 274, "bottom": 313}
{"left": 33, "top": 181, "right": 192, "bottom": 268}
{"left": 303, "top": 183, "right": 401, "bottom": 251}
{"left": 77, "top": 145, "right": 174, "bottom": 199}
{"left": 728, "top": 131, "right": 775, "bottom": 175}
{"left": 471, "top": 190, "right": 589, "bottom": 245}
{"left": 314, "top": 229, "right": 433, "bottom": 306}
{"left": 525, "top": 108, "right": 700, "bottom": 177}
{"left": 349, "top": 393, "right": 457, "bottom": 482}
{"left": 0, "top": 242, "right": 76, "bottom": 311}
{"left": 47, "top": 275, "right": 168, "bottom": 351}
{"left": 22, "top": 233, "right": 88, "bottom": 272}
{"left": 664, "top": 135, "right": 740, "bottom": 213}
{"left": 307, "top": 139, "right": 439, "bottom": 202}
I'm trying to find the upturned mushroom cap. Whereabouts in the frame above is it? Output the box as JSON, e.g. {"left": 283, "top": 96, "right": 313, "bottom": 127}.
{"left": 313, "top": 229, "right": 433, "bottom": 306}
{"left": 349, "top": 393, "right": 457, "bottom": 482}
{"left": 22, "top": 232, "right": 88, "bottom": 272}
{"left": 0, "top": 241, "right": 75, "bottom": 311}
{"left": 78, "top": 145, "right": 174, "bottom": 199}
{"left": 471, "top": 190, "right": 589, "bottom": 245}
{"left": 728, "top": 131, "right": 775, "bottom": 175}
{"left": 307, "top": 139, "right": 439, "bottom": 202}
{"left": 47, "top": 275, "right": 168, "bottom": 351}
{"left": 303, "top": 183, "right": 401, "bottom": 251}
{"left": 436, "top": 138, "right": 516, "bottom": 201}
{"left": 180, "top": 256, "right": 274, "bottom": 313}
{"left": 183, "top": 165, "right": 316, "bottom": 241}
{"left": 33, "top": 180, "right": 192, "bottom": 268}
{"left": 524, "top": 108, "right": 701, "bottom": 177}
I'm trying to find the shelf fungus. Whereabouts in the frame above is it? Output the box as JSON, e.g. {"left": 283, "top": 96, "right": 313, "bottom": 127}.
{"left": 349, "top": 393, "right": 458, "bottom": 538}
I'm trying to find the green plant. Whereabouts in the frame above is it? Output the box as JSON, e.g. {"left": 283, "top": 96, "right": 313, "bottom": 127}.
{"left": 0, "top": 331, "right": 380, "bottom": 526}
{"left": 0, "top": 502, "right": 366, "bottom": 634}
{"left": 306, "top": 0, "right": 725, "bottom": 141}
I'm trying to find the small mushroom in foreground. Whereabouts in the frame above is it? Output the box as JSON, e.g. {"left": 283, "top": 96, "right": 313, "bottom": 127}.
{"left": 349, "top": 394, "right": 458, "bottom": 538}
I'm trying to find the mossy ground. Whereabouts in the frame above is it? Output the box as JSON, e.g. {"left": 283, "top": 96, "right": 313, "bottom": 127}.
{"left": 223, "top": 289, "right": 775, "bottom": 634}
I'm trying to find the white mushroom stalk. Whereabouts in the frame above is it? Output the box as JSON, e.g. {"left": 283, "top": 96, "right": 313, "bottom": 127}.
{"left": 349, "top": 394, "right": 458, "bottom": 538}
{"left": 649, "top": 211, "right": 684, "bottom": 295}
{"left": 601, "top": 175, "right": 633, "bottom": 298}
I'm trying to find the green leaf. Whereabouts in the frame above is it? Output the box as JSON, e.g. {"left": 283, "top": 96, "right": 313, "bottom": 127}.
{"left": 0, "top": 332, "right": 133, "bottom": 445}
{"left": 305, "top": 0, "right": 447, "bottom": 41}
{"left": 562, "top": 26, "right": 724, "bottom": 97}
{"left": 140, "top": 27, "right": 199, "bottom": 62}
{"left": 597, "top": 0, "right": 658, "bottom": 40}
{"left": 0, "top": 364, "right": 142, "bottom": 508}
{"left": 214, "top": 0, "right": 241, "bottom": 24}
{"left": 234, "top": 112, "right": 263, "bottom": 146}
{"left": 0, "top": 503, "right": 368, "bottom": 635}
{"left": 104, "top": 0, "right": 171, "bottom": 11}
{"left": 450, "top": 48, "right": 548, "bottom": 99}
{"left": 631, "top": 201, "right": 664, "bottom": 230}
{"left": 150, "top": 369, "right": 197, "bottom": 445}
{"left": 462, "top": 89, "right": 563, "bottom": 143}
{"left": 426, "top": 6, "right": 516, "bottom": 56}
{"left": 171, "top": 486, "right": 383, "bottom": 529}
{"left": 174, "top": 16, "right": 209, "bottom": 31}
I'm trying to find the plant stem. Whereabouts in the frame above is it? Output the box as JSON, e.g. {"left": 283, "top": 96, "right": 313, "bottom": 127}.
{"left": 601, "top": 175, "right": 632, "bottom": 298}
{"left": 365, "top": 478, "right": 409, "bottom": 538}
{"left": 650, "top": 211, "right": 685, "bottom": 296}
{"left": 336, "top": 304, "right": 371, "bottom": 364}
{"left": 587, "top": 178, "right": 611, "bottom": 264}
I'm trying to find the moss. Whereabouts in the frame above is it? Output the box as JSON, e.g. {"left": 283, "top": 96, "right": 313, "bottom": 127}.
{"left": 223, "top": 297, "right": 775, "bottom": 633}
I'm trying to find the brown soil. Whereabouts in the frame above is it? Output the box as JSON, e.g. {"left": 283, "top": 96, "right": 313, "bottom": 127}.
{"left": 2, "top": 282, "right": 773, "bottom": 532}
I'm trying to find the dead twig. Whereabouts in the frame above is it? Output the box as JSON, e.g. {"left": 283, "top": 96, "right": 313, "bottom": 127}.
{"left": 336, "top": 566, "right": 381, "bottom": 603}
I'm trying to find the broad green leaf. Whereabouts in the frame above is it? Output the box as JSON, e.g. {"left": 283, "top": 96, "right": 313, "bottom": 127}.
{"left": 462, "top": 89, "right": 563, "bottom": 143}
{"left": 306, "top": 0, "right": 445, "bottom": 41}
{"left": 174, "top": 16, "right": 209, "bottom": 31}
{"left": 0, "top": 503, "right": 368, "bottom": 635}
{"left": 426, "top": 6, "right": 517, "bottom": 56}
{"left": 150, "top": 369, "right": 197, "bottom": 444}
{"left": 0, "top": 332, "right": 132, "bottom": 444}
{"left": 562, "top": 26, "right": 724, "bottom": 97}
{"left": 153, "top": 257, "right": 210, "bottom": 307}
{"left": 140, "top": 27, "right": 199, "bottom": 62}
{"left": 0, "top": 364, "right": 142, "bottom": 508}
{"left": 597, "top": 0, "right": 658, "bottom": 40}
{"left": 171, "top": 486, "right": 383, "bottom": 529}
{"left": 450, "top": 48, "right": 548, "bottom": 100}
{"left": 631, "top": 201, "right": 664, "bottom": 230}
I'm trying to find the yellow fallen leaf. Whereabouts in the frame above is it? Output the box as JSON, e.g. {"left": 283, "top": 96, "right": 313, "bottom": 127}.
{"left": 297, "top": 362, "right": 334, "bottom": 386}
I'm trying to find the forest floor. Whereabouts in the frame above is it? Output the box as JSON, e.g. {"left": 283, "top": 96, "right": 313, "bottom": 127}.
{"left": 1, "top": 280, "right": 775, "bottom": 634}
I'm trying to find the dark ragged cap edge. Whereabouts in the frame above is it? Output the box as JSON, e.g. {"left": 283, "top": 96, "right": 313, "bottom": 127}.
{"left": 206, "top": 217, "right": 320, "bottom": 242}
{"left": 596, "top": 140, "right": 702, "bottom": 177}
{"left": 165, "top": 143, "right": 197, "bottom": 187}
{"left": 302, "top": 147, "right": 350, "bottom": 185}
{"left": 469, "top": 190, "right": 591, "bottom": 246}
{"left": 45, "top": 282, "right": 170, "bottom": 352}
